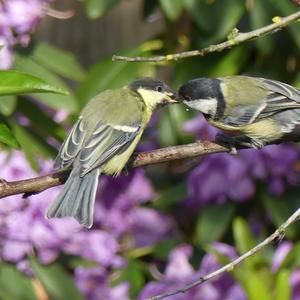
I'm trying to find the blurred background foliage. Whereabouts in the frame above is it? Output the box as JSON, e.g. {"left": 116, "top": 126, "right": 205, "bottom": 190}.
{"left": 0, "top": 0, "right": 300, "bottom": 299}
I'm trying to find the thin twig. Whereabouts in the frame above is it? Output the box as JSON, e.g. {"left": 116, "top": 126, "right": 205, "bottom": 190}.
{"left": 0, "top": 141, "right": 228, "bottom": 198}
{"left": 148, "top": 208, "right": 300, "bottom": 300}
{"left": 113, "top": 10, "right": 300, "bottom": 62}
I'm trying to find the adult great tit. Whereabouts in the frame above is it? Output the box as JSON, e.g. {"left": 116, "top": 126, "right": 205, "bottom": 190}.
{"left": 47, "top": 78, "right": 177, "bottom": 228}
{"left": 178, "top": 76, "right": 300, "bottom": 152}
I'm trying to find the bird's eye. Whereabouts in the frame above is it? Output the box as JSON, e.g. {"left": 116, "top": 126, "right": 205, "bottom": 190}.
{"left": 156, "top": 86, "right": 163, "bottom": 92}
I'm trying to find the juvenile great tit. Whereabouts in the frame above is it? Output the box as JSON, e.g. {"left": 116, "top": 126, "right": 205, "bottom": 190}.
{"left": 47, "top": 78, "right": 177, "bottom": 227}
{"left": 178, "top": 76, "right": 300, "bottom": 152}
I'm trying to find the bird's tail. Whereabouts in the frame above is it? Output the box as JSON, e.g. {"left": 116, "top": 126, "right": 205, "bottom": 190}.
{"left": 46, "top": 164, "right": 100, "bottom": 228}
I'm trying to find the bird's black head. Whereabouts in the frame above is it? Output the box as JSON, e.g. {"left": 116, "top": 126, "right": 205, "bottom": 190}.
{"left": 178, "top": 78, "right": 222, "bottom": 101}
{"left": 177, "top": 78, "right": 225, "bottom": 119}
{"left": 129, "top": 77, "right": 177, "bottom": 106}
{"left": 129, "top": 77, "right": 173, "bottom": 94}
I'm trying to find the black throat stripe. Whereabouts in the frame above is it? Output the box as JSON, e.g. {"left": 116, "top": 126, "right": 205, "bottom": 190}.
{"left": 214, "top": 81, "right": 226, "bottom": 120}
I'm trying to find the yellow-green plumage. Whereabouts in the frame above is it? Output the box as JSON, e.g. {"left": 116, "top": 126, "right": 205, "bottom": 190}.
{"left": 221, "top": 76, "right": 267, "bottom": 107}
{"left": 178, "top": 75, "right": 300, "bottom": 150}
{"left": 47, "top": 78, "right": 176, "bottom": 228}
{"left": 80, "top": 88, "right": 150, "bottom": 176}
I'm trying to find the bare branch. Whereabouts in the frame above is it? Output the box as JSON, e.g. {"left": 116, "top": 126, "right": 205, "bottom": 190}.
{"left": 148, "top": 208, "right": 300, "bottom": 300}
{"left": 0, "top": 141, "right": 228, "bottom": 198}
{"left": 113, "top": 10, "right": 300, "bottom": 62}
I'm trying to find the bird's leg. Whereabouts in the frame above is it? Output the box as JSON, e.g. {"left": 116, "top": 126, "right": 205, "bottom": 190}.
{"left": 215, "top": 133, "right": 264, "bottom": 154}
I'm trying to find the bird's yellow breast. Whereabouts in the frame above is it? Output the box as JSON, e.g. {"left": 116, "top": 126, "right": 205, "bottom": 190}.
{"left": 102, "top": 130, "right": 144, "bottom": 176}
{"left": 209, "top": 118, "right": 283, "bottom": 143}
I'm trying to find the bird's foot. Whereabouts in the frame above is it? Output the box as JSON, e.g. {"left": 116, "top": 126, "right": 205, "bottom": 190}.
{"left": 215, "top": 134, "right": 264, "bottom": 154}
{"left": 215, "top": 133, "right": 238, "bottom": 154}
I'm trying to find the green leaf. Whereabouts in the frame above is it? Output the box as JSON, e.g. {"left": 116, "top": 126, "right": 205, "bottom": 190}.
{"left": 0, "top": 95, "right": 17, "bottom": 116}
{"left": 262, "top": 194, "right": 299, "bottom": 239}
{"left": 274, "top": 270, "right": 291, "bottom": 300}
{"left": 167, "top": 104, "right": 194, "bottom": 143}
{"left": 66, "top": 256, "right": 98, "bottom": 269}
{"left": 233, "top": 217, "right": 256, "bottom": 255}
{"left": 17, "top": 99, "right": 65, "bottom": 141}
{"left": 115, "top": 260, "right": 145, "bottom": 298}
{"left": 0, "top": 263, "right": 36, "bottom": 300}
{"left": 0, "top": 70, "right": 68, "bottom": 96}
{"left": 157, "top": 110, "right": 179, "bottom": 147}
{"left": 15, "top": 55, "right": 78, "bottom": 113}
{"left": 207, "top": 46, "right": 251, "bottom": 77}
{"left": 0, "top": 123, "right": 19, "bottom": 148}
{"left": 31, "top": 258, "right": 84, "bottom": 300}
{"left": 158, "top": 105, "right": 194, "bottom": 147}
{"left": 32, "top": 43, "right": 86, "bottom": 81}
{"left": 242, "top": 269, "right": 272, "bottom": 300}
{"left": 153, "top": 239, "right": 181, "bottom": 259}
{"left": 152, "top": 182, "right": 187, "bottom": 209}
{"left": 85, "top": 0, "right": 121, "bottom": 19}
{"left": 11, "top": 122, "right": 56, "bottom": 171}
{"left": 274, "top": 0, "right": 300, "bottom": 48}
{"left": 184, "top": 0, "right": 245, "bottom": 43}
{"left": 159, "top": 0, "right": 184, "bottom": 21}
{"left": 77, "top": 46, "right": 156, "bottom": 107}
{"left": 250, "top": 0, "right": 273, "bottom": 55}
{"left": 195, "top": 203, "right": 235, "bottom": 246}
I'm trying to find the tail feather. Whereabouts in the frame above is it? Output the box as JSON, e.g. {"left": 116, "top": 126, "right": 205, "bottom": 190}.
{"left": 46, "top": 165, "right": 100, "bottom": 228}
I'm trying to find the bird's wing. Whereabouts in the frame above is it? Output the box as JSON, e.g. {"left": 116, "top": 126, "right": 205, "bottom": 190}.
{"left": 223, "top": 79, "right": 300, "bottom": 126}
{"left": 54, "top": 117, "right": 86, "bottom": 169}
{"left": 78, "top": 120, "right": 141, "bottom": 177}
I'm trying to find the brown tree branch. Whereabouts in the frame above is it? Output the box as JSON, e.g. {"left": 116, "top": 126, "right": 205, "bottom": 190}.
{"left": 0, "top": 141, "right": 228, "bottom": 199}
{"left": 112, "top": 10, "right": 300, "bottom": 62}
{"left": 148, "top": 207, "right": 300, "bottom": 300}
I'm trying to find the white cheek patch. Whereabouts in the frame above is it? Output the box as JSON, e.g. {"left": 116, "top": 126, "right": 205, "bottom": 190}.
{"left": 184, "top": 98, "right": 217, "bottom": 115}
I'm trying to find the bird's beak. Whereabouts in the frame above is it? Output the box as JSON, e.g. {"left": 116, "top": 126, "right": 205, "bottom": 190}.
{"left": 162, "top": 92, "right": 178, "bottom": 104}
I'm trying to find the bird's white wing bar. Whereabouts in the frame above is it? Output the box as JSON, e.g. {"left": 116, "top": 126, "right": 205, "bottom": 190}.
{"left": 79, "top": 121, "right": 141, "bottom": 177}
{"left": 111, "top": 124, "right": 139, "bottom": 133}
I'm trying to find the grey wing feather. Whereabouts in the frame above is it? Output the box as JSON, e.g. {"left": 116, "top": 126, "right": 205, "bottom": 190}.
{"left": 273, "top": 108, "right": 300, "bottom": 134}
{"left": 79, "top": 121, "right": 141, "bottom": 177}
{"left": 54, "top": 117, "right": 86, "bottom": 169}
{"left": 263, "top": 78, "right": 300, "bottom": 102}
{"left": 224, "top": 103, "right": 267, "bottom": 125}
{"left": 224, "top": 79, "right": 300, "bottom": 126}
{"left": 257, "top": 79, "right": 300, "bottom": 119}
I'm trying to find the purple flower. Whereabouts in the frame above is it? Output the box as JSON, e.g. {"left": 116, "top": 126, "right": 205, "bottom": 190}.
{"left": 0, "top": 0, "right": 53, "bottom": 69}
{"left": 74, "top": 267, "right": 130, "bottom": 300}
{"left": 272, "top": 241, "right": 293, "bottom": 272}
{"left": 0, "top": 41, "right": 13, "bottom": 69}
{"left": 0, "top": 150, "right": 170, "bottom": 300}
{"left": 2, "top": 240, "right": 32, "bottom": 262}
{"left": 130, "top": 207, "right": 173, "bottom": 247}
{"left": 183, "top": 114, "right": 218, "bottom": 141}
{"left": 187, "top": 153, "right": 255, "bottom": 205}
{"left": 4, "top": 0, "right": 47, "bottom": 36}
{"left": 291, "top": 270, "right": 300, "bottom": 300}
{"left": 94, "top": 170, "right": 156, "bottom": 236}
{"left": 184, "top": 114, "right": 300, "bottom": 205}
{"left": 139, "top": 243, "right": 246, "bottom": 300}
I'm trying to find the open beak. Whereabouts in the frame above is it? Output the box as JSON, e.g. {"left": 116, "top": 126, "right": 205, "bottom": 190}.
{"left": 163, "top": 92, "right": 178, "bottom": 104}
